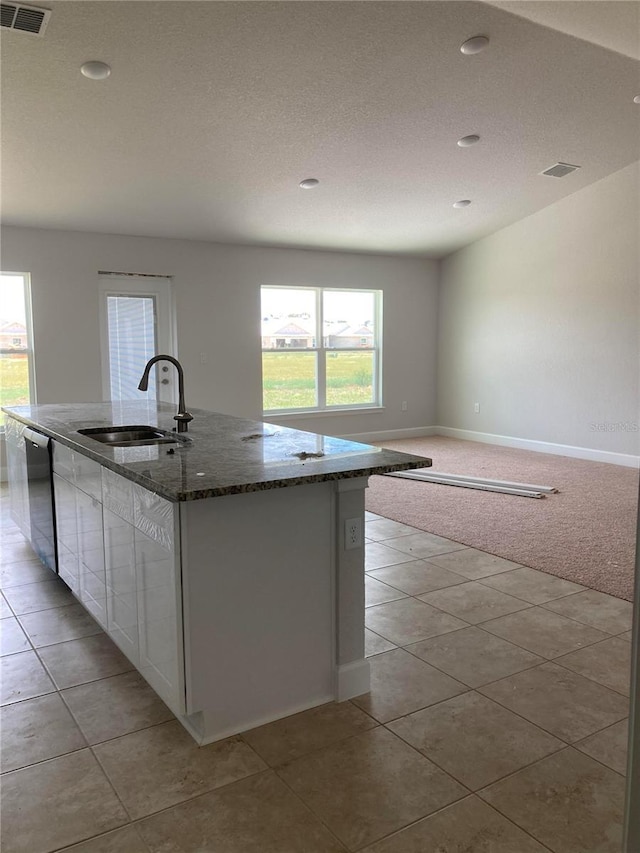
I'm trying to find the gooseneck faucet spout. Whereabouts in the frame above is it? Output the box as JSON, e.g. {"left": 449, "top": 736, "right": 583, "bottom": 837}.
{"left": 137, "top": 354, "right": 193, "bottom": 433}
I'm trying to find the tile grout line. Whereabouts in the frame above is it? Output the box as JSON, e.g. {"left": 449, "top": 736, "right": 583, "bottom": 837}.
{"left": 366, "top": 567, "right": 518, "bottom": 598}
{"left": 378, "top": 699, "right": 586, "bottom": 800}
{"left": 551, "top": 647, "right": 632, "bottom": 698}
{"left": 471, "top": 617, "right": 622, "bottom": 659}
{"left": 536, "top": 594, "right": 632, "bottom": 634}
{"left": 348, "top": 792, "right": 557, "bottom": 853}
{"left": 271, "top": 762, "right": 362, "bottom": 852}
{"left": 89, "top": 738, "right": 145, "bottom": 826}
{"left": 51, "top": 822, "right": 152, "bottom": 853}
{"left": 239, "top": 701, "right": 382, "bottom": 768}
{"left": 137, "top": 767, "right": 352, "bottom": 853}
{"left": 370, "top": 646, "right": 629, "bottom": 755}
{"left": 472, "top": 741, "right": 627, "bottom": 849}
{"left": 365, "top": 581, "right": 614, "bottom": 660}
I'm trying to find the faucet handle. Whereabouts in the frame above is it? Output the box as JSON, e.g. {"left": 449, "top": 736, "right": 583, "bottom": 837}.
{"left": 174, "top": 411, "right": 193, "bottom": 433}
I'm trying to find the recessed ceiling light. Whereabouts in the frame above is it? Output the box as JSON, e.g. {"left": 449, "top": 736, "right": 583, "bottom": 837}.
{"left": 457, "top": 134, "right": 481, "bottom": 147}
{"left": 634, "top": 95, "right": 640, "bottom": 104}
{"left": 453, "top": 199, "right": 472, "bottom": 208}
{"left": 460, "top": 35, "right": 489, "bottom": 55}
{"left": 80, "top": 61, "right": 111, "bottom": 80}
{"left": 299, "top": 178, "right": 319, "bottom": 189}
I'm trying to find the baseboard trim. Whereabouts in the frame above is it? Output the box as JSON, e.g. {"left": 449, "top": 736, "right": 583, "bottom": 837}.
{"left": 339, "top": 426, "right": 438, "bottom": 443}
{"left": 179, "top": 693, "right": 336, "bottom": 746}
{"left": 339, "top": 425, "right": 639, "bottom": 468}
{"left": 336, "top": 659, "right": 371, "bottom": 701}
{"left": 433, "top": 426, "right": 640, "bottom": 469}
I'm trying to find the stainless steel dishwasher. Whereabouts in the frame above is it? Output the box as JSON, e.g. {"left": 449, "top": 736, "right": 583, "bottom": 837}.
{"left": 23, "top": 427, "right": 58, "bottom": 575}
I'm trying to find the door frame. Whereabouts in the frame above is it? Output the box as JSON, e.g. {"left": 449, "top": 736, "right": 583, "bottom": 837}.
{"left": 624, "top": 483, "right": 640, "bottom": 851}
{"left": 98, "top": 274, "right": 176, "bottom": 403}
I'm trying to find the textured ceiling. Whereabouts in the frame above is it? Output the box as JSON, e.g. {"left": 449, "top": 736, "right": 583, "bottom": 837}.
{"left": 1, "top": 1, "right": 639, "bottom": 257}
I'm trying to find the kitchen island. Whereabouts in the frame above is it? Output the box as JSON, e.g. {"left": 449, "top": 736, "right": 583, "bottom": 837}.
{"left": 4, "top": 402, "right": 430, "bottom": 744}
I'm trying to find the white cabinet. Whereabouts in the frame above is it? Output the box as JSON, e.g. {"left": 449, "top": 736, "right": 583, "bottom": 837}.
{"left": 49, "top": 451, "right": 185, "bottom": 712}
{"left": 77, "top": 489, "right": 107, "bottom": 628}
{"left": 102, "top": 468, "right": 137, "bottom": 661}
{"left": 136, "top": 527, "right": 183, "bottom": 710}
{"left": 52, "top": 444, "right": 107, "bottom": 626}
{"left": 52, "top": 443, "right": 80, "bottom": 592}
{"left": 134, "top": 484, "right": 182, "bottom": 705}
{"left": 5, "top": 416, "right": 29, "bottom": 538}
{"left": 102, "top": 469, "right": 184, "bottom": 713}
{"left": 104, "top": 505, "right": 138, "bottom": 664}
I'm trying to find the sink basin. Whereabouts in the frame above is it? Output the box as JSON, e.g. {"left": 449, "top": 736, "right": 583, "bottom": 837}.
{"left": 78, "top": 425, "right": 187, "bottom": 447}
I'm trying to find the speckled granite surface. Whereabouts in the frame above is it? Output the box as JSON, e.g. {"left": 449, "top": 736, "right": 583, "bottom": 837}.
{"left": 3, "top": 402, "right": 431, "bottom": 502}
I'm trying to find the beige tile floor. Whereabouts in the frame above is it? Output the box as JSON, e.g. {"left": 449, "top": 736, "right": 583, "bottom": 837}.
{"left": 0, "top": 500, "right": 633, "bottom": 853}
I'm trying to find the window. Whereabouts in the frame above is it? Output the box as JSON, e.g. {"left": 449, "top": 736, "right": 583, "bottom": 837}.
{"left": 98, "top": 275, "right": 175, "bottom": 403}
{"left": 0, "top": 272, "right": 35, "bottom": 408}
{"left": 261, "top": 286, "right": 382, "bottom": 413}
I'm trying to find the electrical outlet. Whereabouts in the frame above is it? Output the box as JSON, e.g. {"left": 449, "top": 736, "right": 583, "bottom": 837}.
{"left": 401, "top": 401, "right": 408, "bottom": 411}
{"left": 474, "top": 402, "right": 480, "bottom": 413}
{"left": 344, "top": 517, "right": 363, "bottom": 550}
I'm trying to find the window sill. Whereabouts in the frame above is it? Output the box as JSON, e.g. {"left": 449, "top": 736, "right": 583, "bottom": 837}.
{"left": 263, "top": 406, "right": 385, "bottom": 421}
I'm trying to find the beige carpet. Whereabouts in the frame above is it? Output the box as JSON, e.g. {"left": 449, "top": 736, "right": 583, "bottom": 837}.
{"left": 366, "top": 436, "right": 639, "bottom": 601}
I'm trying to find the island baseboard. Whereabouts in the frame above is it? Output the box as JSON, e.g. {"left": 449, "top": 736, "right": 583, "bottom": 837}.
{"left": 178, "top": 692, "right": 338, "bottom": 746}
{"left": 336, "top": 658, "right": 371, "bottom": 701}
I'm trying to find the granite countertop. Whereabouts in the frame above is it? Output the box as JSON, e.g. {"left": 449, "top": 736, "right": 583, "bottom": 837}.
{"left": 3, "top": 402, "right": 431, "bottom": 502}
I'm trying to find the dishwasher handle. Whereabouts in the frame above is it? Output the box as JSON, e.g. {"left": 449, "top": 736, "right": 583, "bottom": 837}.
{"left": 23, "top": 427, "right": 51, "bottom": 450}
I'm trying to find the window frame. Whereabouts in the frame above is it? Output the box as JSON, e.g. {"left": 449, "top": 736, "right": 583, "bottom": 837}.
{"left": 261, "top": 285, "right": 383, "bottom": 415}
{"left": 0, "top": 271, "right": 37, "bottom": 410}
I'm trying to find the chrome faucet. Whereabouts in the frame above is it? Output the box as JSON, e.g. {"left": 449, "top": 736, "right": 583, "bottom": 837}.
{"left": 137, "top": 354, "right": 193, "bottom": 433}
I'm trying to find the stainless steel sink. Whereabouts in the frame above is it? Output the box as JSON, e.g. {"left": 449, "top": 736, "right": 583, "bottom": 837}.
{"left": 78, "top": 425, "right": 188, "bottom": 447}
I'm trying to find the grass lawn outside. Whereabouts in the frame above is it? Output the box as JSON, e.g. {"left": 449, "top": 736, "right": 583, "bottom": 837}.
{"left": 0, "top": 354, "right": 30, "bottom": 408}
{"left": 263, "top": 350, "right": 375, "bottom": 410}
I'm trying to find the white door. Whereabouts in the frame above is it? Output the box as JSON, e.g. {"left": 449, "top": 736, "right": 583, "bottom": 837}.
{"left": 98, "top": 275, "right": 175, "bottom": 404}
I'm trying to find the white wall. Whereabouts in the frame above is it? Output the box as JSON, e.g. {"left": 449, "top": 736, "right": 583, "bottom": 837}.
{"left": 0, "top": 227, "right": 439, "bottom": 438}
{"left": 437, "top": 162, "right": 640, "bottom": 458}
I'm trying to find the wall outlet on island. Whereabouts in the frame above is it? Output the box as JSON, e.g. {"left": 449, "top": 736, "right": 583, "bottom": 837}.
{"left": 401, "top": 401, "right": 408, "bottom": 411}
{"left": 345, "top": 517, "right": 363, "bottom": 550}
{"left": 474, "top": 402, "right": 480, "bottom": 413}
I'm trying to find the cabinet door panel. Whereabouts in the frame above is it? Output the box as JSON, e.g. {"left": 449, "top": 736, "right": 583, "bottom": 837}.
{"left": 133, "top": 486, "right": 174, "bottom": 550}
{"left": 135, "top": 529, "right": 183, "bottom": 712}
{"left": 104, "top": 506, "right": 138, "bottom": 665}
{"left": 102, "top": 468, "right": 134, "bottom": 523}
{"left": 76, "top": 490, "right": 107, "bottom": 628}
{"left": 75, "top": 454, "right": 102, "bottom": 500}
{"left": 52, "top": 473, "right": 78, "bottom": 591}
{"left": 56, "top": 542, "right": 77, "bottom": 592}
{"left": 6, "top": 417, "right": 29, "bottom": 536}
{"left": 52, "top": 442, "right": 74, "bottom": 483}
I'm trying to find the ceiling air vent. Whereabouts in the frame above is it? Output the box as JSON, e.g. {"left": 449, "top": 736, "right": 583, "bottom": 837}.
{"left": 540, "top": 162, "right": 581, "bottom": 179}
{"left": 1, "top": 3, "right": 51, "bottom": 36}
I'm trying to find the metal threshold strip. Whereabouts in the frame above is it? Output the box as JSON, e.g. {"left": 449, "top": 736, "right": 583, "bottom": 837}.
{"left": 384, "top": 469, "right": 558, "bottom": 499}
